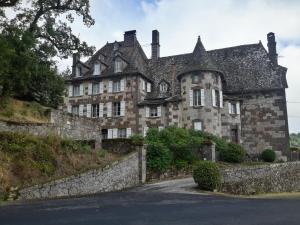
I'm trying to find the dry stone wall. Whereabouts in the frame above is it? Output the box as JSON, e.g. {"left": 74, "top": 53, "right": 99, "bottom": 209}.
{"left": 221, "top": 162, "right": 300, "bottom": 195}
{"left": 19, "top": 149, "right": 146, "bottom": 200}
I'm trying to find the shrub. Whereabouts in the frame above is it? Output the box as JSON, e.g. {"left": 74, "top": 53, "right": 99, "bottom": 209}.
{"left": 193, "top": 161, "right": 221, "bottom": 191}
{"left": 130, "top": 134, "right": 144, "bottom": 146}
{"left": 146, "top": 142, "right": 172, "bottom": 173}
{"left": 219, "top": 142, "right": 246, "bottom": 163}
{"left": 261, "top": 149, "right": 276, "bottom": 162}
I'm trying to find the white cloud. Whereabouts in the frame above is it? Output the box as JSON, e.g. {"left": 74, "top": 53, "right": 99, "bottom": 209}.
{"left": 57, "top": 0, "right": 300, "bottom": 132}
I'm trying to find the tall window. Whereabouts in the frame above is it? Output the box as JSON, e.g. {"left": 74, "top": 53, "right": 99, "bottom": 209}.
{"left": 118, "top": 128, "right": 127, "bottom": 138}
{"left": 72, "top": 105, "right": 79, "bottom": 115}
{"left": 93, "top": 63, "right": 101, "bottom": 75}
{"left": 193, "top": 89, "right": 201, "bottom": 106}
{"left": 92, "top": 83, "right": 99, "bottom": 94}
{"left": 113, "top": 102, "right": 121, "bottom": 116}
{"left": 231, "top": 103, "right": 237, "bottom": 114}
{"left": 102, "top": 129, "right": 108, "bottom": 139}
{"left": 113, "top": 80, "right": 121, "bottom": 92}
{"left": 114, "top": 58, "right": 122, "bottom": 73}
{"left": 215, "top": 90, "right": 220, "bottom": 107}
{"left": 73, "top": 85, "right": 80, "bottom": 96}
{"left": 160, "top": 82, "right": 168, "bottom": 93}
{"left": 76, "top": 66, "right": 82, "bottom": 77}
{"left": 92, "top": 104, "right": 99, "bottom": 118}
{"left": 150, "top": 107, "right": 158, "bottom": 117}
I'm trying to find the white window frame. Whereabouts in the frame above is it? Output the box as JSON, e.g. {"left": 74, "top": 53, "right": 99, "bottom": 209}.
{"left": 114, "top": 58, "right": 122, "bottom": 73}
{"left": 93, "top": 63, "right": 101, "bottom": 75}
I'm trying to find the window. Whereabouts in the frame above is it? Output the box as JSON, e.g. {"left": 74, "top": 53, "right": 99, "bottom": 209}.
{"left": 113, "top": 80, "right": 121, "bottom": 92}
{"left": 229, "top": 101, "right": 240, "bottom": 115}
{"left": 193, "top": 89, "right": 202, "bottom": 106}
{"left": 92, "top": 104, "right": 99, "bottom": 118}
{"left": 76, "top": 66, "right": 82, "bottom": 77}
{"left": 231, "top": 128, "right": 238, "bottom": 143}
{"left": 72, "top": 105, "right": 79, "bottom": 115}
{"left": 113, "top": 102, "right": 121, "bottom": 116}
{"left": 93, "top": 63, "right": 101, "bottom": 75}
{"left": 194, "top": 121, "right": 202, "bottom": 131}
{"left": 73, "top": 85, "right": 80, "bottom": 96}
{"left": 92, "top": 83, "right": 99, "bottom": 95}
{"left": 231, "top": 103, "right": 237, "bottom": 114}
{"left": 102, "top": 129, "right": 108, "bottom": 139}
{"left": 160, "top": 81, "right": 168, "bottom": 93}
{"left": 150, "top": 107, "right": 158, "bottom": 117}
{"left": 192, "top": 75, "right": 200, "bottom": 84}
{"left": 118, "top": 128, "right": 127, "bottom": 138}
{"left": 215, "top": 90, "right": 220, "bottom": 107}
{"left": 114, "top": 58, "right": 122, "bottom": 73}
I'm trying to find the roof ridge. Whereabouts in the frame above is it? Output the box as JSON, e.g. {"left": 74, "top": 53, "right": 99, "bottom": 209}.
{"left": 208, "top": 43, "right": 260, "bottom": 52}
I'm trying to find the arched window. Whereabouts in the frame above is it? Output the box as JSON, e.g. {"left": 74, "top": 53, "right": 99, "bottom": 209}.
{"left": 159, "top": 81, "right": 168, "bottom": 93}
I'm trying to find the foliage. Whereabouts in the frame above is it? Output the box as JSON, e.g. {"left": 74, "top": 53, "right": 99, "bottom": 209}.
{"left": 193, "top": 161, "right": 221, "bottom": 191}
{"left": 261, "top": 149, "right": 276, "bottom": 162}
{"left": 290, "top": 133, "right": 300, "bottom": 148}
{"left": 219, "top": 142, "right": 246, "bottom": 163}
{"left": 129, "top": 134, "right": 144, "bottom": 146}
{"left": 146, "top": 142, "right": 172, "bottom": 173}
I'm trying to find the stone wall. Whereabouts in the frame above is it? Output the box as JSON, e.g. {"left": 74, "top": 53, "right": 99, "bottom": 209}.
{"left": 221, "top": 162, "right": 300, "bottom": 195}
{"left": 19, "top": 148, "right": 146, "bottom": 200}
{"left": 240, "top": 89, "right": 290, "bottom": 157}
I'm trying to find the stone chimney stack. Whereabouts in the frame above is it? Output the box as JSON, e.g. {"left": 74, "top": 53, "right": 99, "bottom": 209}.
{"left": 72, "top": 53, "right": 80, "bottom": 75}
{"left": 267, "top": 32, "right": 278, "bottom": 65}
{"left": 151, "top": 30, "right": 160, "bottom": 60}
{"left": 124, "top": 30, "right": 137, "bottom": 47}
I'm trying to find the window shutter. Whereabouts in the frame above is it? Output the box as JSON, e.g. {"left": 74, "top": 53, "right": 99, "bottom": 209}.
{"left": 228, "top": 102, "right": 232, "bottom": 114}
{"left": 143, "top": 127, "right": 149, "bottom": 137}
{"left": 88, "top": 83, "right": 92, "bottom": 95}
{"left": 157, "top": 106, "right": 161, "bottom": 117}
{"left": 99, "top": 82, "right": 103, "bottom": 94}
{"left": 212, "top": 89, "right": 216, "bottom": 107}
{"left": 107, "top": 102, "right": 112, "bottom": 117}
{"left": 236, "top": 102, "right": 240, "bottom": 115}
{"left": 113, "top": 128, "right": 118, "bottom": 139}
{"left": 120, "top": 101, "right": 125, "bottom": 116}
{"left": 68, "top": 85, "right": 73, "bottom": 97}
{"left": 120, "top": 79, "right": 125, "bottom": 91}
{"left": 108, "top": 81, "right": 113, "bottom": 93}
{"left": 86, "top": 104, "right": 91, "bottom": 118}
{"left": 79, "top": 84, "right": 84, "bottom": 96}
{"left": 79, "top": 105, "right": 84, "bottom": 116}
{"left": 108, "top": 129, "right": 113, "bottom": 139}
{"left": 67, "top": 104, "right": 72, "bottom": 113}
{"left": 189, "top": 89, "right": 193, "bottom": 107}
{"left": 126, "top": 128, "right": 132, "bottom": 138}
{"left": 145, "top": 107, "right": 150, "bottom": 117}
{"left": 99, "top": 103, "right": 104, "bottom": 118}
{"left": 201, "top": 89, "right": 205, "bottom": 106}
{"left": 220, "top": 91, "right": 223, "bottom": 108}
{"left": 147, "top": 83, "right": 151, "bottom": 92}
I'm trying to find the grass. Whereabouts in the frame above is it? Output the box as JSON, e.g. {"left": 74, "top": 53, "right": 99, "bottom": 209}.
{"left": 0, "top": 97, "right": 50, "bottom": 123}
{"left": 0, "top": 131, "right": 121, "bottom": 201}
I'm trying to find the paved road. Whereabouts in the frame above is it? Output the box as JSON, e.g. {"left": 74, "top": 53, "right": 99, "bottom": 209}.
{"left": 1, "top": 178, "right": 300, "bottom": 225}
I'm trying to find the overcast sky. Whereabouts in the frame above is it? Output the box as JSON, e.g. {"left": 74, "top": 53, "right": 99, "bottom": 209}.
{"left": 59, "top": 0, "right": 300, "bottom": 133}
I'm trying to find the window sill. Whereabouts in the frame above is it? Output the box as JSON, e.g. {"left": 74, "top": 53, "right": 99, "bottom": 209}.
{"left": 192, "top": 105, "right": 204, "bottom": 108}
{"left": 147, "top": 116, "right": 161, "bottom": 118}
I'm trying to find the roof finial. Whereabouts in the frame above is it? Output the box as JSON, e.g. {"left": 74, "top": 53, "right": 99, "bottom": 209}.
{"left": 197, "top": 35, "right": 201, "bottom": 42}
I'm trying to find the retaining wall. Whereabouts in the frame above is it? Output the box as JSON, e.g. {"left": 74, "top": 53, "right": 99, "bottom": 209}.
{"left": 19, "top": 148, "right": 146, "bottom": 200}
{"left": 221, "top": 162, "right": 300, "bottom": 195}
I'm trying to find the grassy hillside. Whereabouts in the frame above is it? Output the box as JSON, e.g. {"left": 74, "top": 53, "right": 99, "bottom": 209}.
{"left": 0, "top": 97, "right": 50, "bottom": 123}
{"left": 0, "top": 131, "right": 120, "bottom": 200}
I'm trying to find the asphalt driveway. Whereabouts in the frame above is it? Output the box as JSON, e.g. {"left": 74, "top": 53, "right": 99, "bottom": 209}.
{"left": 1, "top": 178, "right": 300, "bottom": 225}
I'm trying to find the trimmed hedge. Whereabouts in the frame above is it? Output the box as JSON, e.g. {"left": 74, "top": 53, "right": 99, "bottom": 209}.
{"left": 261, "top": 149, "right": 276, "bottom": 162}
{"left": 193, "top": 161, "right": 221, "bottom": 191}
{"left": 219, "top": 143, "right": 246, "bottom": 163}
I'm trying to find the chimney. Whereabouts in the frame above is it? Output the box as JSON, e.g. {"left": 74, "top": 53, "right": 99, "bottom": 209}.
{"left": 124, "top": 30, "right": 136, "bottom": 47}
{"left": 151, "top": 30, "right": 160, "bottom": 60}
{"left": 72, "top": 53, "right": 80, "bottom": 75}
{"left": 267, "top": 32, "right": 278, "bottom": 65}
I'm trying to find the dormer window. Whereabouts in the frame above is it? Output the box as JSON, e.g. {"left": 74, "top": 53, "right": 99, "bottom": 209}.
{"left": 93, "top": 63, "right": 101, "bottom": 75}
{"left": 75, "top": 66, "right": 82, "bottom": 77}
{"left": 159, "top": 81, "right": 168, "bottom": 93}
{"left": 114, "top": 58, "right": 123, "bottom": 73}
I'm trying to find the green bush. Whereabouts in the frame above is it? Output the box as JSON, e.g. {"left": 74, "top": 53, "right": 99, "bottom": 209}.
{"left": 261, "top": 149, "right": 276, "bottom": 162}
{"left": 146, "top": 142, "right": 172, "bottom": 173}
{"left": 129, "top": 134, "right": 144, "bottom": 146}
{"left": 193, "top": 161, "right": 221, "bottom": 191}
{"left": 219, "top": 142, "right": 246, "bottom": 163}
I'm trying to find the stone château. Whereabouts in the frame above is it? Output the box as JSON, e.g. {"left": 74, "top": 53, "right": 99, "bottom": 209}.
{"left": 65, "top": 30, "right": 289, "bottom": 157}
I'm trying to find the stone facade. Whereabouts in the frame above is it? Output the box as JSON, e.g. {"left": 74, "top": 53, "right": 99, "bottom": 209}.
{"left": 221, "top": 162, "right": 300, "bottom": 195}
{"left": 64, "top": 30, "right": 289, "bottom": 157}
{"left": 19, "top": 148, "right": 146, "bottom": 200}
